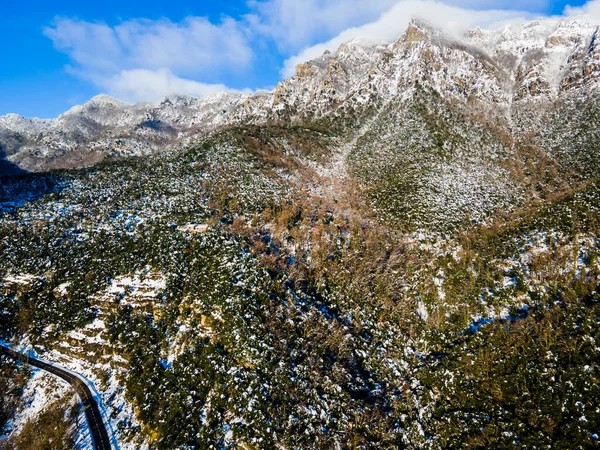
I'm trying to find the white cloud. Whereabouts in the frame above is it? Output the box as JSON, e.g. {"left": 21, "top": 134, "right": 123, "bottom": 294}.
{"left": 565, "top": 0, "right": 600, "bottom": 19}
{"left": 281, "top": 0, "right": 537, "bottom": 77}
{"left": 102, "top": 69, "right": 231, "bottom": 103}
{"left": 247, "top": 0, "right": 548, "bottom": 51}
{"left": 45, "top": 20, "right": 123, "bottom": 73}
{"left": 246, "top": 0, "right": 399, "bottom": 50}
{"left": 44, "top": 16, "right": 252, "bottom": 103}
{"left": 442, "top": 0, "right": 549, "bottom": 10}
{"left": 46, "top": 17, "right": 252, "bottom": 77}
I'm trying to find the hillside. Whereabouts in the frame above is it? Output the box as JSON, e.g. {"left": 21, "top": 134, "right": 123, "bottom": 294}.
{"left": 1, "top": 16, "right": 600, "bottom": 450}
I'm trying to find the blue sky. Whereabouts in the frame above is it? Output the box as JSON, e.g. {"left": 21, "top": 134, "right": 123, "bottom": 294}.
{"left": 0, "top": 0, "right": 593, "bottom": 118}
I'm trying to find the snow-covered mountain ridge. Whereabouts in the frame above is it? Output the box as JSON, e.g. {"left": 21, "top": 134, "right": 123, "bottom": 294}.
{"left": 1, "top": 16, "right": 599, "bottom": 173}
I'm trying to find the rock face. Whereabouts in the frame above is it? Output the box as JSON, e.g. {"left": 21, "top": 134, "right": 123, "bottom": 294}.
{"left": 1, "top": 16, "right": 600, "bottom": 174}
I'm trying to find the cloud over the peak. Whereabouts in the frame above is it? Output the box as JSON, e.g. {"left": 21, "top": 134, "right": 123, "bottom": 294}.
{"left": 246, "top": 0, "right": 399, "bottom": 50}
{"left": 280, "top": 0, "right": 536, "bottom": 77}
{"left": 564, "top": 0, "right": 600, "bottom": 19}
{"left": 442, "top": 0, "right": 549, "bottom": 10}
{"left": 247, "top": 0, "right": 548, "bottom": 52}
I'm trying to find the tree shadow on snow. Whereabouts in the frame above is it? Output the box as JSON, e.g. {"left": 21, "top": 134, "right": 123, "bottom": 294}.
{"left": 0, "top": 150, "right": 65, "bottom": 214}
{"left": 0, "top": 147, "right": 26, "bottom": 177}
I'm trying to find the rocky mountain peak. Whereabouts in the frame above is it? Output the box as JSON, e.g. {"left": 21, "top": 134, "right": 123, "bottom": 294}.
{"left": 400, "top": 18, "right": 437, "bottom": 44}
{"left": 2, "top": 15, "right": 600, "bottom": 174}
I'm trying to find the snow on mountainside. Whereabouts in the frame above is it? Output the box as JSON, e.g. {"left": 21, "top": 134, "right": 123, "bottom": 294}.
{"left": 1, "top": 16, "right": 599, "bottom": 174}
{"left": 3, "top": 15, "right": 600, "bottom": 450}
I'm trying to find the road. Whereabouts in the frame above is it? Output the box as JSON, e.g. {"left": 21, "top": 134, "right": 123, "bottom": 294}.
{"left": 0, "top": 345, "right": 113, "bottom": 450}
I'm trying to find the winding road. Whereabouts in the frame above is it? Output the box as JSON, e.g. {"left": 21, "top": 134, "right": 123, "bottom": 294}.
{"left": 0, "top": 345, "right": 113, "bottom": 450}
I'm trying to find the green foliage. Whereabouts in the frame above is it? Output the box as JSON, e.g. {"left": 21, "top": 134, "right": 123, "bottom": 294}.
{"left": 420, "top": 293, "right": 600, "bottom": 449}
{"left": 347, "top": 88, "right": 518, "bottom": 231}
{"left": 0, "top": 356, "right": 29, "bottom": 433}
{"left": 0, "top": 101, "right": 599, "bottom": 449}
{"left": 535, "top": 93, "right": 600, "bottom": 182}
{"left": 0, "top": 398, "right": 78, "bottom": 450}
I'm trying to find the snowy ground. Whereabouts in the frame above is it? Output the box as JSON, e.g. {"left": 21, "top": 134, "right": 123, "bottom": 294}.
{"left": 0, "top": 268, "right": 167, "bottom": 450}
{"left": 0, "top": 367, "right": 94, "bottom": 449}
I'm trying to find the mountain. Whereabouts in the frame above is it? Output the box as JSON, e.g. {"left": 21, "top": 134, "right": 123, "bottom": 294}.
{"left": 3, "top": 17, "right": 600, "bottom": 230}
{"left": 2, "top": 17, "right": 600, "bottom": 174}
{"left": 1, "top": 16, "right": 600, "bottom": 450}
